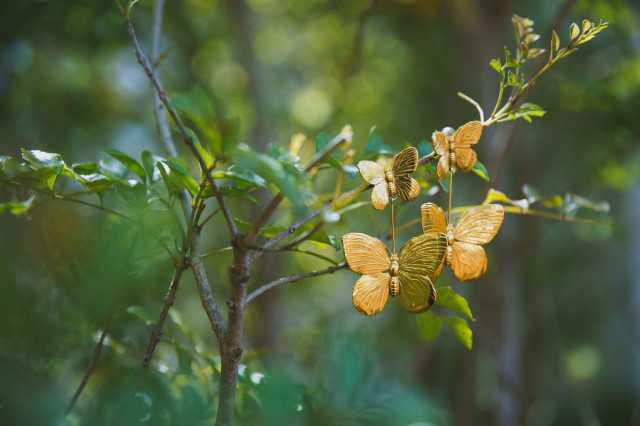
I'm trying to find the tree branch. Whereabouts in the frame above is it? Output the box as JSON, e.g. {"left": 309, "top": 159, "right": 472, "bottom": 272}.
{"left": 245, "top": 262, "right": 348, "bottom": 306}
{"left": 125, "top": 14, "right": 237, "bottom": 237}
{"left": 278, "top": 221, "right": 323, "bottom": 250}
{"left": 132, "top": 261, "right": 187, "bottom": 389}
{"left": 66, "top": 310, "right": 113, "bottom": 415}
{"left": 190, "top": 232, "right": 228, "bottom": 341}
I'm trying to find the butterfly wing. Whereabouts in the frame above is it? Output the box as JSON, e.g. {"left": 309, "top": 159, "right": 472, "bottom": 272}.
{"left": 450, "top": 241, "right": 487, "bottom": 282}
{"left": 395, "top": 176, "right": 420, "bottom": 203}
{"left": 353, "top": 273, "right": 390, "bottom": 316}
{"left": 432, "top": 132, "right": 450, "bottom": 180}
{"left": 392, "top": 147, "right": 418, "bottom": 178}
{"left": 342, "top": 233, "right": 390, "bottom": 275}
{"left": 398, "top": 271, "right": 436, "bottom": 313}
{"left": 454, "top": 204, "right": 504, "bottom": 245}
{"left": 357, "top": 160, "right": 385, "bottom": 186}
{"left": 453, "top": 121, "right": 482, "bottom": 172}
{"left": 398, "top": 232, "right": 447, "bottom": 276}
{"left": 421, "top": 202, "right": 448, "bottom": 234}
{"left": 371, "top": 181, "right": 389, "bottom": 210}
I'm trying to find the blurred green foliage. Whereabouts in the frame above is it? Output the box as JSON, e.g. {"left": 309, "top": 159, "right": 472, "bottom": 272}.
{"left": 1, "top": 0, "right": 640, "bottom": 425}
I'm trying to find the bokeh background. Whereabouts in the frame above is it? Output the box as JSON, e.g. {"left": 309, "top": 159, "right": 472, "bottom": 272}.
{"left": 1, "top": 0, "right": 639, "bottom": 424}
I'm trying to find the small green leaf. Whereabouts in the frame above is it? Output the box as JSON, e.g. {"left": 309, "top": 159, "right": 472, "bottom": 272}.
{"left": 157, "top": 162, "right": 183, "bottom": 196}
{"left": 503, "top": 47, "right": 520, "bottom": 68}
{"left": 506, "top": 70, "right": 519, "bottom": 87}
{"left": 127, "top": 305, "right": 157, "bottom": 325}
{"left": 364, "top": 126, "right": 394, "bottom": 155}
{"left": 212, "top": 186, "right": 260, "bottom": 205}
{"left": 104, "top": 149, "right": 146, "bottom": 182}
{"left": 550, "top": 30, "right": 560, "bottom": 58}
{"left": 177, "top": 127, "right": 213, "bottom": 169}
{"left": 235, "top": 145, "right": 307, "bottom": 216}
{"left": 21, "top": 149, "right": 65, "bottom": 174}
{"left": 0, "top": 195, "right": 36, "bottom": 215}
{"left": 140, "top": 151, "right": 157, "bottom": 183}
{"left": 72, "top": 163, "right": 99, "bottom": 175}
{"left": 417, "top": 311, "right": 442, "bottom": 341}
{"left": 175, "top": 341, "right": 193, "bottom": 374}
{"left": 569, "top": 23, "right": 580, "bottom": 42}
{"left": 233, "top": 218, "right": 286, "bottom": 238}
{"left": 315, "top": 132, "right": 342, "bottom": 170}
{"left": 490, "top": 58, "right": 502, "bottom": 73}
{"left": 213, "top": 165, "right": 268, "bottom": 189}
{"left": 443, "top": 317, "right": 473, "bottom": 349}
{"left": 115, "top": 179, "right": 148, "bottom": 208}
{"left": 472, "top": 161, "right": 489, "bottom": 181}
{"left": 12, "top": 167, "right": 58, "bottom": 191}
{"left": 436, "top": 287, "right": 474, "bottom": 320}
{"left": 163, "top": 160, "right": 199, "bottom": 197}
{"left": 0, "top": 156, "right": 30, "bottom": 178}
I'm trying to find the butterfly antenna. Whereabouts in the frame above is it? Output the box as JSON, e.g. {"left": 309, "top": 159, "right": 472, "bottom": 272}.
{"left": 391, "top": 199, "right": 396, "bottom": 253}
{"left": 448, "top": 171, "right": 453, "bottom": 224}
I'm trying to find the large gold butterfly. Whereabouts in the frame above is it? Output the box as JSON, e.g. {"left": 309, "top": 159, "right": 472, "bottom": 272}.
{"left": 421, "top": 202, "right": 504, "bottom": 282}
{"left": 431, "top": 121, "right": 483, "bottom": 180}
{"left": 342, "top": 231, "right": 447, "bottom": 315}
{"left": 357, "top": 147, "right": 420, "bottom": 210}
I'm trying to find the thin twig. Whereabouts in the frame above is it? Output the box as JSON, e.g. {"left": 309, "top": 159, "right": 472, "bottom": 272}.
{"left": 457, "top": 92, "right": 485, "bottom": 123}
{"left": 278, "top": 221, "right": 323, "bottom": 250}
{"left": 417, "top": 151, "right": 438, "bottom": 168}
{"left": 66, "top": 310, "right": 113, "bottom": 415}
{"left": 132, "top": 262, "right": 187, "bottom": 389}
{"left": 245, "top": 262, "right": 348, "bottom": 306}
{"left": 126, "top": 15, "right": 237, "bottom": 237}
{"left": 248, "top": 183, "right": 371, "bottom": 265}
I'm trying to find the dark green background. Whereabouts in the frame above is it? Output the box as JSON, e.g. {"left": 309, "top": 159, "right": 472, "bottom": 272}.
{"left": 1, "top": 0, "right": 639, "bottom": 424}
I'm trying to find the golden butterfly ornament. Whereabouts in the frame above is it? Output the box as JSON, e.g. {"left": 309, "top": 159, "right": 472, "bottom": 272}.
{"left": 421, "top": 203, "right": 504, "bottom": 282}
{"left": 357, "top": 147, "right": 420, "bottom": 210}
{"left": 342, "top": 231, "right": 447, "bottom": 315}
{"left": 432, "top": 121, "right": 483, "bottom": 180}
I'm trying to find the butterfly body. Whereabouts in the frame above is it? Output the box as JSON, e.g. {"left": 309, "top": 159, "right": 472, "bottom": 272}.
{"left": 357, "top": 147, "right": 420, "bottom": 210}
{"left": 432, "top": 121, "right": 483, "bottom": 180}
{"left": 342, "top": 232, "right": 447, "bottom": 315}
{"left": 421, "top": 203, "right": 504, "bottom": 282}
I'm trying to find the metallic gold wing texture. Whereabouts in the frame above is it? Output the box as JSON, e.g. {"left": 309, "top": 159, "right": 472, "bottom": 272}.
{"left": 453, "top": 120, "right": 482, "bottom": 172}
{"left": 431, "top": 121, "right": 483, "bottom": 179}
{"left": 352, "top": 273, "right": 390, "bottom": 316}
{"left": 357, "top": 147, "right": 420, "bottom": 210}
{"left": 342, "top": 233, "right": 390, "bottom": 275}
{"left": 420, "top": 203, "right": 504, "bottom": 283}
{"left": 420, "top": 202, "right": 448, "bottom": 283}
{"left": 392, "top": 147, "right": 420, "bottom": 203}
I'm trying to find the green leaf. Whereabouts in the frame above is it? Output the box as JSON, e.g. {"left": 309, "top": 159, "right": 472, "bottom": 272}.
{"left": 0, "top": 156, "right": 30, "bottom": 178}
{"left": 235, "top": 145, "right": 307, "bottom": 216}
{"left": 472, "top": 161, "right": 489, "bottom": 181}
{"left": 209, "top": 186, "right": 260, "bottom": 205}
{"left": 234, "top": 218, "right": 286, "bottom": 238}
{"left": 157, "top": 162, "right": 183, "bottom": 196}
{"left": 436, "top": 287, "right": 474, "bottom": 320}
{"left": 115, "top": 179, "right": 148, "bottom": 208}
{"left": 175, "top": 341, "right": 193, "bottom": 374}
{"left": 295, "top": 222, "right": 339, "bottom": 250}
{"left": 104, "top": 149, "right": 146, "bottom": 182}
{"left": 163, "top": 160, "right": 199, "bottom": 197}
{"left": 342, "top": 164, "right": 359, "bottom": 178}
{"left": 72, "top": 163, "right": 98, "bottom": 175}
{"left": 427, "top": 164, "right": 451, "bottom": 193}
{"left": 76, "top": 172, "right": 115, "bottom": 194}
{"left": 490, "top": 58, "right": 501, "bottom": 73}
{"left": 503, "top": 47, "right": 520, "bottom": 68}
{"left": 569, "top": 22, "right": 580, "bottom": 42}
{"left": 212, "top": 165, "right": 267, "bottom": 189}
{"left": 417, "top": 140, "right": 434, "bottom": 158}
{"left": 549, "top": 31, "right": 560, "bottom": 57}
{"left": 177, "top": 127, "right": 213, "bottom": 169}
{"left": 21, "top": 149, "right": 65, "bottom": 174}
{"left": 315, "top": 132, "right": 342, "bottom": 170}
{"left": 506, "top": 70, "right": 519, "bottom": 87}
{"left": 0, "top": 195, "right": 35, "bottom": 215}
{"left": 364, "top": 126, "right": 394, "bottom": 155}
{"left": 126, "top": 305, "right": 157, "bottom": 325}
{"left": 12, "top": 167, "right": 58, "bottom": 191}
{"left": 140, "top": 151, "right": 157, "bottom": 183}
{"left": 521, "top": 183, "right": 541, "bottom": 204}
{"left": 417, "top": 311, "right": 442, "bottom": 341}
{"left": 443, "top": 317, "right": 473, "bottom": 349}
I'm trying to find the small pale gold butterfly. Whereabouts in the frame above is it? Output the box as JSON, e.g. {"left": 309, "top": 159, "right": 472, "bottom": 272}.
{"left": 357, "top": 147, "right": 420, "bottom": 210}
{"left": 421, "top": 202, "right": 504, "bottom": 282}
{"left": 431, "top": 121, "right": 483, "bottom": 180}
{"left": 342, "top": 231, "right": 447, "bottom": 315}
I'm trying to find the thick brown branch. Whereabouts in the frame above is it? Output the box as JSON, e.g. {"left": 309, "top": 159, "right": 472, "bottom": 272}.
{"left": 245, "top": 262, "right": 348, "bottom": 306}
{"left": 126, "top": 18, "right": 237, "bottom": 237}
